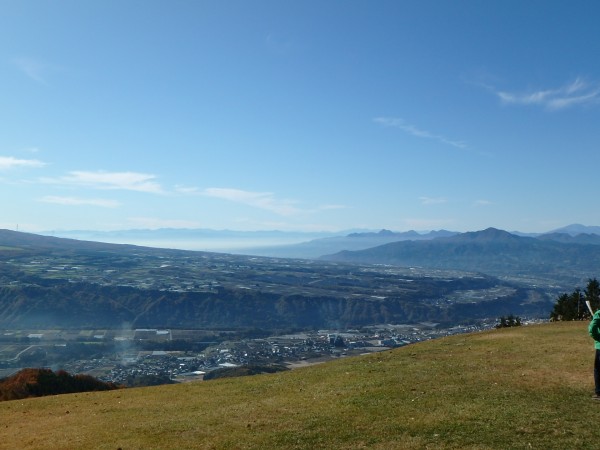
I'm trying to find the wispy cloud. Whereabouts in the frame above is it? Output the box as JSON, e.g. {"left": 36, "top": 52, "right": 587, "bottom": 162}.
{"left": 203, "top": 188, "right": 302, "bottom": 216}
{"left": 46, "top": 171, "right": 164, "bottom": 193}
{"left": 473, "top": 199, "right": 492, "bottom": 207}
{"left": 374, "top": 117, "right": 467, "bottom": 149}
{"left": 265, "top": 33, "right": 295, "bottom": 56}
{"left": 175, "top": 185, "right": 200, "bottom": 195}
{"left": 12, "top": 57, "right": 62, "bottom": 85}
{"left": 0, "top": 156, "right": 45, "bottom": 170}
{"left": 39, "top": 196, "right": 121, "bottom": 208}
{"left": 419, "top": 196, "right": 447, "bottom": 205}
{"left": 181, "top": 186, "right": 346, "bottom": 216}
{"left": 494, "top": 77, "right": 600, "bottom": 110}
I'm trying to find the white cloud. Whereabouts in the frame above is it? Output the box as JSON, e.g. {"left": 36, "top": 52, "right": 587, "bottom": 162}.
{"left": 40, "top": 196, "right": 121, "bottom": 208}
{"left": 419, "top": 196, "right": 447, "bottom": 205}
{"left": 203, "top": 188, "right": 301, "bottom": 216}
{"left": 12, "top": 57, "right": 58, "bottom": 85}
{"left": 175, "top": 185, "right": 201, "bottom": 194}
{"left": 0, "top": 156, "right": 45, "bottom": 170}
{"left": 374, "top": 117, "right": 467, "bottom": 149}
{"left": 495, "top": 77, "right": 600, "bottom": 110}
{"left": 473, "top": 199, "right": 492, "bottom": 207}
{"left": 50, "top": 171, "right": 164, "bottom": 193}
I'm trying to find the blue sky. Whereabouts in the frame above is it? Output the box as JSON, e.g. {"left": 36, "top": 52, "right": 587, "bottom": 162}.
{"left": 2, "top": 0, "right": 600, "bottom": 235}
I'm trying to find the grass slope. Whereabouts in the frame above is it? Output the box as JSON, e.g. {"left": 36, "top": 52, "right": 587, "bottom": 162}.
{"left": 1, "top": 322, "right": 599, "bottom": 449}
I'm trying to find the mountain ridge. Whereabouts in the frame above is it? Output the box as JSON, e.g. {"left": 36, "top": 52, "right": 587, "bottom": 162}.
{"left": 321, "top": 227, "right": 600, "bottom": 286}
{"left": 32, "top": 224, "right": 600, "bottom": 257}
{"left": 236, "top": 229, "right": 459, "bottom": 258}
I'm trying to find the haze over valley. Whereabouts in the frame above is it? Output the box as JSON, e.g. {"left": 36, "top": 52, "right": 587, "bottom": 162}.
{"left": 0, "top": 224, "right": 596, "bottom": 384}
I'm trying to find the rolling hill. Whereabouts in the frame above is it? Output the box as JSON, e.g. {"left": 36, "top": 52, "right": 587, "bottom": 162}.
{"left": 0, "top": 229, "right": 139, "bottom": 252}
{"left": 0, "top": 322, "right": 597, "bottom": 449}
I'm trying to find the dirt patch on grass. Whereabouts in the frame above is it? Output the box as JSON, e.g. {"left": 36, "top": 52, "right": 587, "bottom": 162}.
{"left": 286, "top": 356, "right": 333, "bottom": 369}
{"left": 471, "top": 330, "right": 524, "bottom": 340}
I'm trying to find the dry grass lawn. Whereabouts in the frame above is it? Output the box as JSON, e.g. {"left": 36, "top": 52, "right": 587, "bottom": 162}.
{"left": 1, "top": 322, "right": 599, "bottom": 449}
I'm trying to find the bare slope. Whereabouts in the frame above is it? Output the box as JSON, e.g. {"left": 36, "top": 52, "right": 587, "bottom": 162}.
{"left": 1, "top": 322, "right": 598, "bottom": 449}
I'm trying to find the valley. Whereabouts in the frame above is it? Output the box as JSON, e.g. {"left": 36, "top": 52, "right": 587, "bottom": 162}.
{"left": 0, "top": 229, "right": 574, "bottom": 386}
{"left": 0, "top": 231, "right": 554, "bottom": 330}
{"left": 0, "top": 320, "right": 500, "bottom": 384}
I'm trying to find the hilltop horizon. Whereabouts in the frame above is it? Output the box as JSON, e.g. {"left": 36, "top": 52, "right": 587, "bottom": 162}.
{"left": 19, "top": 223, "right": 600, "bottom": 253}
{"left": 32, "top": 222, "right": 600, "bottom": 236}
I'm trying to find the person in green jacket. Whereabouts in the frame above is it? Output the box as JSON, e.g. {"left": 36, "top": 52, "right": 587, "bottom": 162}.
{"left": 588, "top": 310, "right": 600, "bottom": 399}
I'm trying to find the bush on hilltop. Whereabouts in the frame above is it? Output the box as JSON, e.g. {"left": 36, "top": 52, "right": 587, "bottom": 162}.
{"left": 0, "top": 368, "right": 119, "bottom": 401}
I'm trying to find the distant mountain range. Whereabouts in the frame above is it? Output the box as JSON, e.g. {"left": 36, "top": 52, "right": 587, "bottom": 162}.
{"left": 239, "top": 229, "right": 459, "bottom": 258}
{"left": 548, "top": 224, "right": 600, "bottom": 236}
{"left": 39, "top": 224, "right": 600, "bottom": 259}
{"left": 26, "top": 224, "right": 600, "bottom": 288}
{"left": 321, "top": 227, "right": 600, "bottom": 286}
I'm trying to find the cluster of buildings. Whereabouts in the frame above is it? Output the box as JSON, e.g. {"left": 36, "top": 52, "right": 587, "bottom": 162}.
{"left": 57, "top": 321, "right": 500, "bottom": 385}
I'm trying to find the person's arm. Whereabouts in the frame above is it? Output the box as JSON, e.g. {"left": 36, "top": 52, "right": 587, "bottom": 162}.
{"left": 589, "top": 312, "right": 600, "bottom": 342}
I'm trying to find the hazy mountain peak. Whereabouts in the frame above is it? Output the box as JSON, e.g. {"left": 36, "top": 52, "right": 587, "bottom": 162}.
{"left": 548, "top": 224, "right": 600, "bottom": 236}
{"left": 450, "top": 227, "right": 519, "bottom": 242}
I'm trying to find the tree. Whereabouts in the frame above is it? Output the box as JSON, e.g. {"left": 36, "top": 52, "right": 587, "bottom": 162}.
{"left": 550, "top": 283, "right": 598, "bottom": 321}
{"left": 585, "top": 278, "right": 600, "bottom": 314}
{"left": 550, "top": 289, "right": 583, "bottom": 321}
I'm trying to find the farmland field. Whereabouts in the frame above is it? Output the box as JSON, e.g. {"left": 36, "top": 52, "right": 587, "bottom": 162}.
{"left": 0, "top": 344, "right": 27, "bottom": 359}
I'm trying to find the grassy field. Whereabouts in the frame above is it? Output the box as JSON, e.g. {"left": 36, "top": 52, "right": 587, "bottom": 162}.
{"left": 1, "top": 322, "right": 599, "bottom": 449}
